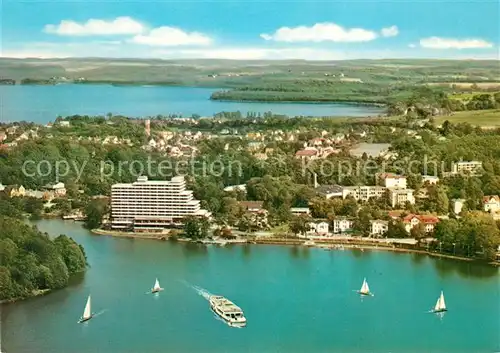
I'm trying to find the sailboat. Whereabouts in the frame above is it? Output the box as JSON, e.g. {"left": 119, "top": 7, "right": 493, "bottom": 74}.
{"left": 357, "top": 278, "right": 373, "bottom": 296}
{"left": 78, "top": 295, "right": 94, "bottom": 323}
{"left": 432, "top": 291, "right": 447, "bottom": 313}
{"left": 151, "top": 278, "right": 163, "bottom": 293}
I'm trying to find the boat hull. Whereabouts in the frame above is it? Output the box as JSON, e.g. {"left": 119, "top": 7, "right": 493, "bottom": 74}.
{"left": 78, "top": 315, "right": 93, "bottom": 323}
{"left": 433, "top": 309, "right": 447, "bottom": 313}
{"left": 210, "top": 306, "right": 247, "bottom": 328}
{"left": 357, "top": 291, "right": 373, "bottom": 296}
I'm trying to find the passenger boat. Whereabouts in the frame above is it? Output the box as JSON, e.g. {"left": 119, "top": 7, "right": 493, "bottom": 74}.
{"left": 209, "top": 295, "right": 247, "bottom": 327}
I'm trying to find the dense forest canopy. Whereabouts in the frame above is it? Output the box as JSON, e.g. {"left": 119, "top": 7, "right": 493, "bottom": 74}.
{"left": 0, "top": 216, "right": 87, "bottom": 301}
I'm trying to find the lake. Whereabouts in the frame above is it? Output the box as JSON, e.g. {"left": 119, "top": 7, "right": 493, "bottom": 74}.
{"left": 1, "top": 219, "right": 499, "bottom": 353}
{"left": 0, "top": 85, "right": 384, "bottom": 123}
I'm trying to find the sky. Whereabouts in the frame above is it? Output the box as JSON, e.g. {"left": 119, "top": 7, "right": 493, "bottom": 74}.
{"left": 1, "top": 0, "right": 499, "bottom": 60}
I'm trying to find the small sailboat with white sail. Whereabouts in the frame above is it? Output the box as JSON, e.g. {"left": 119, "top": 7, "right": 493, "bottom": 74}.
{"left": 78, "top": 295, "right": 94, "bottom": 323}
{"left": 431, "top": 291, "right": 447, "bottom": 313}
{"left": 151, "top": 278, "right": 163, "bottom": 294}
{"left": 357, "top": 278, "right": 373, "bottom": 296}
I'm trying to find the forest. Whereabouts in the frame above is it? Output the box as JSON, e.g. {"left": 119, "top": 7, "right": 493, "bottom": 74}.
{"left": 0, "top": 216, "right": 87, "bottom": 301}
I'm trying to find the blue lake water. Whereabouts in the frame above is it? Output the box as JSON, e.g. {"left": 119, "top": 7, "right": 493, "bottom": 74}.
{"left": 0, "top": 85, "right": 384, "bottom": 123}
{"left": 2, "top": 220, "right": 499, "bottom": 353}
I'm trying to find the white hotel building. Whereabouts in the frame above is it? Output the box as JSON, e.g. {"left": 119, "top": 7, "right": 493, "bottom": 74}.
{"left": 111, "top": 176, "right": 210, "bottom": 230}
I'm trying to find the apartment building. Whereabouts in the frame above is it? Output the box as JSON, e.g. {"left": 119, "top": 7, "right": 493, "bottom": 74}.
{"left": 341, "top": 185, "right": 387, "bottom": 202}
{"left": 388, "top": 188, "right": 416, "bottom": 208}
{"left": 452, "top": 161, "right": 483, "bottom": 175}
{"left": 111, "top": 176, "right": 210, "bottom": 230}
{"left": 377, "top": 173, "right": 407, "bottom": 189}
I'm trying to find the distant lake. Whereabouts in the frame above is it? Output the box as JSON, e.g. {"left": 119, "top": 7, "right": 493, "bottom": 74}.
{"left": 0, "top": 85, "right": 384, "bottom": 123}
{"left": 2, "top": 219, "right": 499, "bottom": 353}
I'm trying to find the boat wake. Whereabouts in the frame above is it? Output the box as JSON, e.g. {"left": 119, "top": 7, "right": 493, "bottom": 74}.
{"left": 93, "top": 309, "right": 107, "bottom": 318}
{"left": 181, "top": 280, "right": 213, "bottom": 301}
{"left": 191, "top": 285, "right": 213, "bottom": 301}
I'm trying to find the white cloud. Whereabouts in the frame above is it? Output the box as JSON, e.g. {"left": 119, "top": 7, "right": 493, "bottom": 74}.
{"left": 260, "top": 22, "right": 377, "bottom": 43}
{"left": 131, "top": 26, "right": 212, "bottom": 46}
{"left": 44, "top": 17, "right": 144, "bottom": 36}
{"left": 381, "top": 25, "right": 399, "bottom": 37}
{"left": 419, "top": 37, "right": 494, "bottom": 49}
{"left": 408, "top": 43, "right": 416, "bottom": 48}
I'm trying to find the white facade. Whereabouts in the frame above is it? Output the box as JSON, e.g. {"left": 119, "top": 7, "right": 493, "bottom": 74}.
{"left": 452, "top": 199, "right": 465, "bottom": 215}
{"left": 483, "top": 196, "right": 500, "bottom": 213}
{"left": 333, "top": 218, "right": 354, "bottom": 234}
{"left": 452, "top": 161, "right": 482, "bottom": 175}
{"left": 341, "top": 185, "right": 387, "bottom": 202}
{"left": 379, "top": 173, "right": 407, "bottom": 189}
{"left": 370, "top": 220, "right": 388, "bottom": 237}
{"left": 422, "top": 175, "right": 439, "bottom": 185}
{"left": 111, "top": 176, "right": 210, "bottom": 230}
{"left": 291, "top": 207, "right": 311, "bottom": 216}
{"left": 52, "top": 182, "right": 66, "bottom": 196}
{"left": 389, "top": 189, "right": 415, "bottom": 208}
{"left": 307, "top": 221, "right": 329, "bottom": 235}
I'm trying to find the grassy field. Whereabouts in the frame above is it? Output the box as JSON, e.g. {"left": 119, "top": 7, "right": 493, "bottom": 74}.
{"left": 1, "top": 58, "right": 499, "bottom": 86}
{"left": 435, "top": 109, "right": 500, "bottom": 127}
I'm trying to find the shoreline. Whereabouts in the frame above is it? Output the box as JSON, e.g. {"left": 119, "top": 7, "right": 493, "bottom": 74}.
{"left": 209, "top": 97, "right": 387, "bottom": 108}
{"left": 0, "top": 289, "right": 51, "bottom": 305}
{"left": 91, "top": 228, "right": 499, "bottom": 267}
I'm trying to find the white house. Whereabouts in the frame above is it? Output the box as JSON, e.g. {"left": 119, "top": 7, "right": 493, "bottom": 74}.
{"left": 452, "top": 199, "right": 465, "bottom": 215}
{"left": 370, "top": 220, "right": 388, "bottom": 237}
{"left": 52, "top": 182, "right": 67, "bottom": 197}
{"left": 378, "top": 173, "right": 407, "bottom": 189}
{"left": 307, "top": 221, "right": 330, "bottom": 236}
{"left": 483, "top": 195, "right": 500, "bottom": 213}
{"left": 291, "top": 207, "right": 311, "bottom": 216}
{"left": 333, "top": 218, "right": 354, "bottom": 234}
{"left": 223, "top": 184, "right": 247, "bottom": 193}
{"left": 401, "top": 214, "right": 440, "bottom": 233}
{"left": 422, "top": 175, "right": 440, "bottom": 185}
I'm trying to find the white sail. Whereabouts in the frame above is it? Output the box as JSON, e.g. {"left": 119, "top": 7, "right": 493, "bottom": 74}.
{"left": 82, "top": 295, "right": 92, "bottom": 320}
{"left": 153, "top": 278, "right": 161, "bottom": 291}
{"left": 434, "top": 291, "right": 446, "bottom": 311}
{"left": 360, "top": 278, "right": 370, "bottom": 294}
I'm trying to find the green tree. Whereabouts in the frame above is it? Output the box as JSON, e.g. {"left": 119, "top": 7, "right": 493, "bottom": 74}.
{"left": 387, "top": 220, "right": 408, "bottom": 238}
{"left": 84, "top": 199, "right": 108, "bottom": 229}
{"left": 289, "top": 215, "right": 310, "bottom": 236}
{"left": 410, "top": 223, "right": 426, "bottom": 245}
{"left": 183, "top": 216, "right": 209, "bottom": 239}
